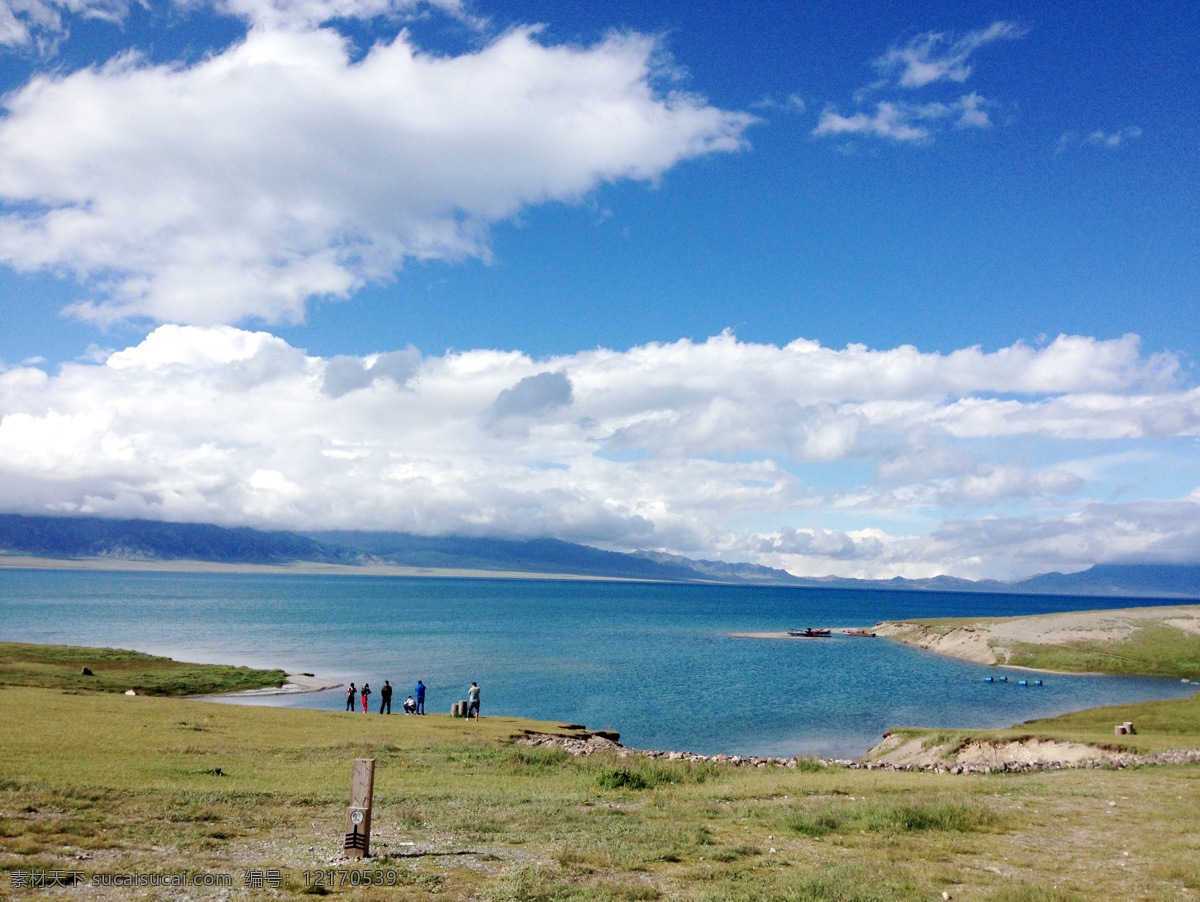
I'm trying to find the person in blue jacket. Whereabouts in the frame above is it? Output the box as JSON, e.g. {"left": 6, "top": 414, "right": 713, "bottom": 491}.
{"left": 415, "top": 680, "right": 426, "bottom": 715}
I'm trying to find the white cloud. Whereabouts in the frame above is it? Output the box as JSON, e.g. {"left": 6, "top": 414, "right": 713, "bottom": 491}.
{"left": 1087, "top": 126, "right": 1143, "bottom": 148}
{"left": 813, "top": 94, "right": 994, "bottom": 142}
{"left": 0, "top": 0, "right": 464, "bottom": 53}
{"left": 0, "top": 23, "right": 753, "bottom": 325}
{"left": 208, "top": 0, "right": 462, "bottom": 30}
{"left": 815, "top": 22, "right": 1022, "bottom": 145}
{"left": 322, "top": 347, "right": 421, "bottom": 397}
{"left": 492, "top": 371, "right": 573, "bottom": 418}
{"left": 1, "top": 327, "right": 1198, "bottom": 578}
{"left": 814, "top": 102, "right": 930, "bottom": 142}
{"left": 0, "top": 0, "right": 130, "bottom": 52}
{"left": 751, "top": 494, "right": 1200, "bottom": 581}
{"left": 1057, "top": 126, "right": 1143, "bottom": 153}
{"left": 873, "top": 21, "right": 1027, "bottom": 89}
{"left": 952, "top": 92, "right": 992, "bottom": 129}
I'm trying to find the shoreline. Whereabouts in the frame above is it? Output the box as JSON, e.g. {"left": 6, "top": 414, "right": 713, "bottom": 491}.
{"left": 879, "top": 635, "right": 1103, "bottom": 675}
{"left": 189, "top": 672, "right": 342, "bottom": 701}
{"left": 189, "top": 671, "right": 343, "bottom": 700}
{"left": 872, "top": 605, "right": 1200, "bottom": 677}
{"left": 728, "top": 628, "right": 877, "bottom": 640}
{"left": 730, "top": 628, "right": 1157, "bottom": 676}
{"left": 0, "top": 553, "right": 663, "bottom": 583}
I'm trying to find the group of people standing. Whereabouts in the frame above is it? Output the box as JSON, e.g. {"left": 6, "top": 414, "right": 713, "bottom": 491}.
{"left": 346, "top": 679, "right": 426, "bottom": 715}
{"left": 343, "top": 679, "right": 481, "bottom": 718}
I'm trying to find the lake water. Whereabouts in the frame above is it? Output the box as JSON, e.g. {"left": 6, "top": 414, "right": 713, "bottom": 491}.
{"left": 1, "top": 569, "right": 1194, "bottom": 758}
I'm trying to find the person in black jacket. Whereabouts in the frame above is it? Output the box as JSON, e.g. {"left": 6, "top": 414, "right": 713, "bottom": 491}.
{"left": 379, "top": 680, "right": 392, "bottom": 714}
{"left": 346, "top": 682, "right": 357, "bottom": 711}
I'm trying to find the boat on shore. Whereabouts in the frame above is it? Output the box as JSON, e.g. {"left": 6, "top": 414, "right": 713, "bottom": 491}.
{"left": 844, "top": 630, "right": 877, "bottom": 638}
{"left": 787, "top": 628, "right": 832, "bottom": 638}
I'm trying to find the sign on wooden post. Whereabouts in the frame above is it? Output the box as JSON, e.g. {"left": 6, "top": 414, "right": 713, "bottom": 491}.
{"left": 344, "top": 758, "right": 375, "bottom": 858}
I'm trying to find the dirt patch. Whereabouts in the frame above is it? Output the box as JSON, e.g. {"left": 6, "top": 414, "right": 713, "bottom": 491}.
{"left": 954, "top": 738, "right": 1122, "bottom": 766}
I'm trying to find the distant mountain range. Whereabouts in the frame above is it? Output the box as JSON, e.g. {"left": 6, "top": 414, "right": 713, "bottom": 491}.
{"left": 1, "top": 513, "right": 1198, "bottom": 599}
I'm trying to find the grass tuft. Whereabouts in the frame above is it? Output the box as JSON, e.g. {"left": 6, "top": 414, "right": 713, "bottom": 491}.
{"left": 786, "top": 797, "right": 1001, "bottom": 838}
{"left": 597, "top": 767, "right": 654, "bottom": 790}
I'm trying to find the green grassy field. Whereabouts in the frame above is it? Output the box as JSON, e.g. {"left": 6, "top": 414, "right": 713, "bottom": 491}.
{"left": 3, "top": 681, "right": 1200, "bottom": 901}
{"left": 0, "top": 642, "right": 288, "bottom": 696}
{"left": 1004, "top": 621, "right": 1200, "bottom": 677}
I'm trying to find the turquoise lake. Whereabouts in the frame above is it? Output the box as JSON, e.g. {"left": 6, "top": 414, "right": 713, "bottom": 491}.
{"left": 1, "top": 569, "right": 1194, "bottom": 758}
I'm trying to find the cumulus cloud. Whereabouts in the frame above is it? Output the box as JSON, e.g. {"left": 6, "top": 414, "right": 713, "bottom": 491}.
{"left": 814, "top": 22, "right": 1022, "bottom": 145}
{"left": 750, "top": 494, "right": 1200, "bottom": 581}
{"left": 760, "top": 526, "right": 885, "bottom": 561}
{"left": 0, "top": 22, "right": 753, "bottom": 325}
{"left": 489, "top": 371, "right": 573, "bottom": 419}
{"left": 1, "top": 327, "right": 1198, "bottom": 578}
{"left": 322, "top": 347, "right": 421, "bottom": 397}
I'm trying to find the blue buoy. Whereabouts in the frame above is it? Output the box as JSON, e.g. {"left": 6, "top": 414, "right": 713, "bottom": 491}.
{"left": 998, "top": 676, "right": 1007, "bottom": 682}
{"left": 1034, "top": 679, "right": 1043, "bottom": 686}
{"left": 984, "top": 676, "right": 994, "bottom": 682}
{"left": 1019, "top": 680, "right": 1028, "bottom": 686}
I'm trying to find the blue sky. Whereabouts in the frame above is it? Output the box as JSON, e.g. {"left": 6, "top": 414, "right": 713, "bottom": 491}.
{"left": 0, "top": 0, "right": 1196, "bottom": 578}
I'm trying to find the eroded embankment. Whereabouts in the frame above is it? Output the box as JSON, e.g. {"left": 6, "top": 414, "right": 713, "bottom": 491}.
{"left": 872, "top": 621, "right": 1000, "bottom": 664}
{"left": 515, "top": 731, "right": 1200, "bottom": 775}
{"left": 860, "top": 731, "right": 1200, "bottom": 773}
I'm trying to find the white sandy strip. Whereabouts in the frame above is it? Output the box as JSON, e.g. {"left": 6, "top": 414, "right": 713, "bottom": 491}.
{"left": 191, "top": 673, "right": 342, "bottom": 701}
{"left": 0, "top": 554, "right": 657, "bottom": 582}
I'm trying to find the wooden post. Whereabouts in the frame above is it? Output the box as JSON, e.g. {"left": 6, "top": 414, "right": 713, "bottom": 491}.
{"left": 344, "top": 758, "right": 375, "bottom": 858}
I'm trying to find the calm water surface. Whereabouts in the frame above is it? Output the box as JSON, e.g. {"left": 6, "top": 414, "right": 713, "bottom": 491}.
{"left": 1, "top": 569, "right": 1193, "bottom": 758}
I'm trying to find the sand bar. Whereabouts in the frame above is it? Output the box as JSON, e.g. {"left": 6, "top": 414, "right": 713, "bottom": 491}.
{"left": 190, "top": 672, "right": 342, "bottom": 702}
{"left": 873, "top": 604, "right": 1200, "bottom": 669}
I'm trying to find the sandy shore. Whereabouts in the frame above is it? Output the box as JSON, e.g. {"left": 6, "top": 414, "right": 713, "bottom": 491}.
{"left": 0, "top": 553, "right": 655, "bottom": 582}
{"left": 873, "top": 604, "right": 1200, "bottom": 669}
{"left": 191, "top": 672, "right": 342, "bottom": 701}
